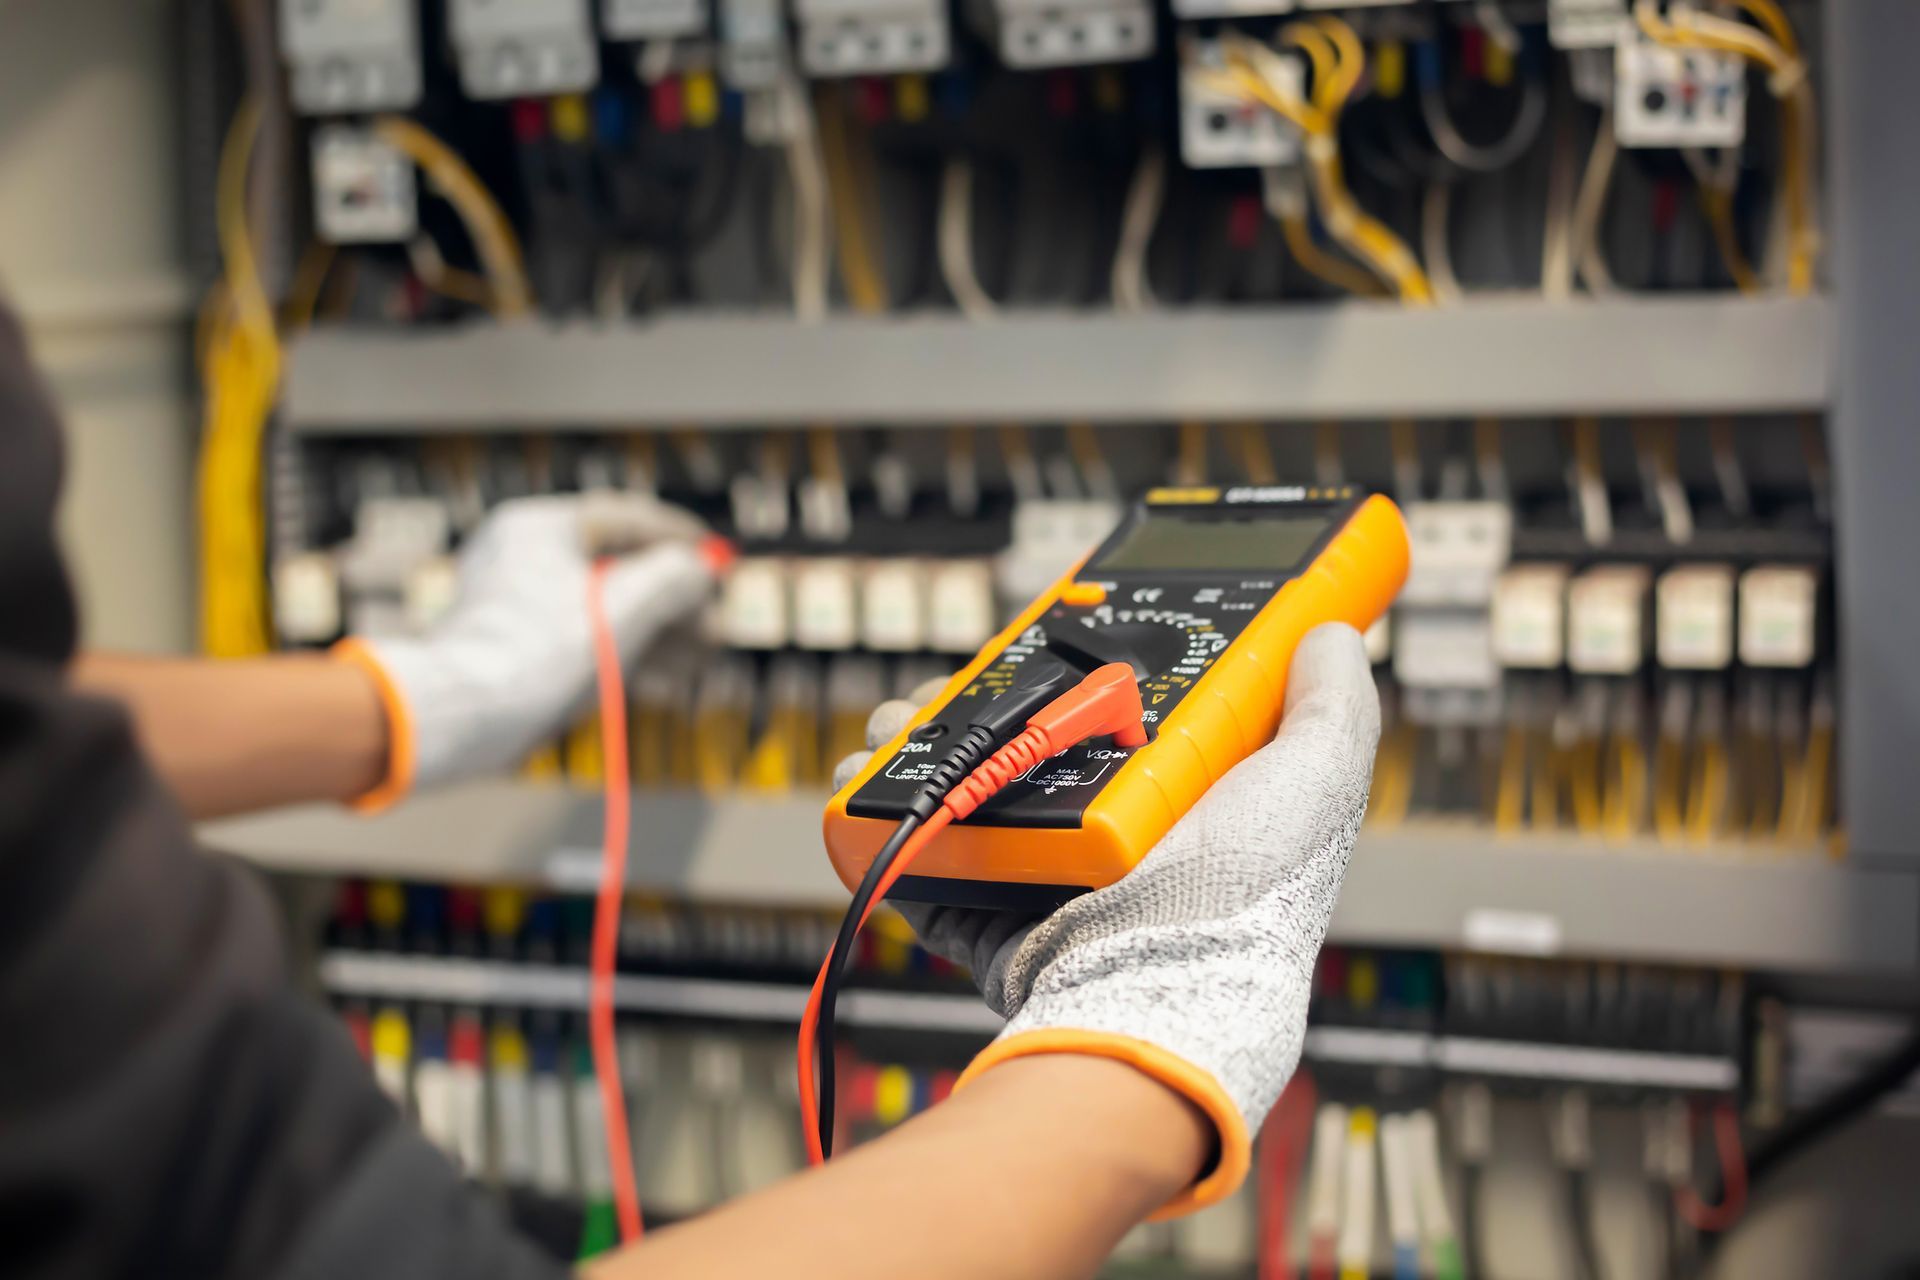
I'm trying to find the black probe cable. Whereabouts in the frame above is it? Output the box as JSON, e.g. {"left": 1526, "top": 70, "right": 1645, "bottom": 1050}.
{"left": 813, "top": 811, "right": 923, "bottom": 1158}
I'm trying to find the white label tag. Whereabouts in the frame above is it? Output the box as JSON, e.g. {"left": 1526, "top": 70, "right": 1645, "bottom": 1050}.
{"left": 1567, "top": 566, "right": 1650, "bottom": 674}
{"left": 492, "top": 1064, "right": 536, "bottom": 1186}
{"left": 928, "top": 560, "right": 998, "bottom": 653}
{"left": 862, "top": 560, "right": 927, "bottom": 652}
{"left": 1657, "top": 564, "right": 1736, "bottom": 670}
{"left": 413, "top": 1058, "right": 459, "bottom": 1155}
{"left": 532, "top": 1071, "right": 575, "bottom": 1196}
{"left": 792, "top": 558, "right": 859, "bottom": 651}
{"left": 1464, "top": 909, "right": 1564, "bottom": 957}
{"left": 1492, "top": 564, "right": 1570, "bottom": 669}
{"left": 721, "top": 558, "right": 790, "bottom": 649}
{"left": 273, "top": 552, "right": 342, "bottom": 643}
{"left": 1739, "top": 565, "right": 1818, "bottom": 668}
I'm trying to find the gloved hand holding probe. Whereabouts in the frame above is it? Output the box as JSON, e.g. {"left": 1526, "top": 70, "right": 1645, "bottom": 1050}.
{"left": 833, "top": 622, "right": 1380, "bottom": 1213}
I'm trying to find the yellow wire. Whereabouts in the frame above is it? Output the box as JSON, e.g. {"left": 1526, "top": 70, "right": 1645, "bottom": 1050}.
{"left": 1279, "top": 211, "right": 1390, "bottom": 298}
{"left": 1493, "top": 725, "right": 1528, "bottom": 835}
{"left": 1602, "top": 735, "right": 1648, "bottom": 841}
{"left": 1531, "top": 730, "right": 1561, "bottom": 831}
{"left": 1569, "top": 736, "right": 1605, "bottom": 835}
{"left": 198, "top": 95, "right": 278, "bottom": 657}
{"left": 1220, "top": 27, "right": 1431, "bottom": 305}
{"left": 282, "top": 242, "right": 338, "bottom": 332}
{"left": 1653, "top": 731, "right": 1688, "bottom": 844}
{"left": 1633, "top": 0, "right": 1817, "bottom": 295}
{"left": 1699, "top": 186, "right": 1761, "bottom": 295}
{"left": 1685, "top": 738, "right": 1728, "bottom": 843}
{"left": 1175, "top": 422, "right": 1210, "bottom": 485}
{"left": 373, "top": 116, "right": 532, "bottom": 316}
{"left": 1234, "top": 422, "right": 1278, "bottom": 484}
{"left": 815, "top": 87, "right": 890, "bottom": 315}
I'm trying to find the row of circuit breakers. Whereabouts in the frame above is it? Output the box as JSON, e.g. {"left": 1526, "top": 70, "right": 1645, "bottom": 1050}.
{"left": 286, "top": 0, "right": 1753, "bottom": 244}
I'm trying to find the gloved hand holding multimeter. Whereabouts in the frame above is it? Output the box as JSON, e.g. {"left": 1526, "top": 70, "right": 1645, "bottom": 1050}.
{"left": 813, "top": 486, "right": 1410, "bottom": 1216}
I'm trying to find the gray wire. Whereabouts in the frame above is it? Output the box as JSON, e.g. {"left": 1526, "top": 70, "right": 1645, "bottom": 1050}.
{"left": 1419, "top": 67, "right": 1549, "bottom": 174}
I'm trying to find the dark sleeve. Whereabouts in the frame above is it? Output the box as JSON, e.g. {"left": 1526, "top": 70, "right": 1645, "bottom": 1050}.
{"left": 0, "top": 306, "right": 571, "bottom": 1280}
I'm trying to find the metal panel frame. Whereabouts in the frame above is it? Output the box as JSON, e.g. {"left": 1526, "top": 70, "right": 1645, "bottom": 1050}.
{"left": 281, "top": 297, "right": 1831, "bottom": 431}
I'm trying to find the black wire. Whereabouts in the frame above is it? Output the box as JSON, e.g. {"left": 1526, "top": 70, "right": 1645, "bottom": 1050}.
{"left": 1564, "top": 1168, "right": 1602, "bottom": 1280}
{"left": 1460, "top": 1161, "right": 1485, "bottom": 1280}
{"left": 1748, "top": 1023, "right": 1920, "bottom": 1187}
{"left": 814, "top": 813, "right": 922, "bottom": 1157}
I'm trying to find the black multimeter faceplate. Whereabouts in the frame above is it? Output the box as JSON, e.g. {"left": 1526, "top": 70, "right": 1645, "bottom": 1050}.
{"left": 846, "top": 487, "right": 1364, "bottom": 829}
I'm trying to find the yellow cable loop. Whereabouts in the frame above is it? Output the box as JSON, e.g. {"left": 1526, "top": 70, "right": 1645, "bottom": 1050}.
{"left": 1227, "top": 24, "right": 1435, "bottom": 306}
{"left": 1633, "top": 0, "right": 1817, "bottom": 295}
{"left": 1698, "top": 185, "right": 1761, "bottom": 295}
{"left": 1653, "top": 731, "right": 1688, "bottom": 844}
{"left": 373, "top": 117, "right": 532, "bottom": 317}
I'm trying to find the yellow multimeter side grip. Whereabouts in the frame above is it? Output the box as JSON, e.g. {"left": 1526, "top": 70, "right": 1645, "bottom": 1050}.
{"left": 822, "top": 495, "right": 1410, "bottom": 895}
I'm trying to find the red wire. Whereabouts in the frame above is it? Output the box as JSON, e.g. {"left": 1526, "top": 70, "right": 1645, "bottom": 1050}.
{"left": 1674, "top": 1101, "right": 1748, "bottom": 1234}
{"left": 798, "top": 809, "right": 955, "bottom": 1165}
{"left": 587, "top": 561, "right": 644, "bottom": 1243}
{"left": 1258, "top": 1073, "right": 1318, "bottom": 1280}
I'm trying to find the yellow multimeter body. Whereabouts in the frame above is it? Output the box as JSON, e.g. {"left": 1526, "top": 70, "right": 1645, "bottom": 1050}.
{"left": 824, "top": 486, "right": 1410, "bottom": 910}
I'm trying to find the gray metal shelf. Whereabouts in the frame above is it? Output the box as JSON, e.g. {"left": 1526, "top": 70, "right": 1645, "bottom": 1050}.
{"left": 313, "top": 951, "right": 1739, "bottom": 1090}
{"left": 201, "top": 781, "right": 1916, "bottom": 975}
{"left": 281, "top": 296, "right": 1830, "bottom": 431}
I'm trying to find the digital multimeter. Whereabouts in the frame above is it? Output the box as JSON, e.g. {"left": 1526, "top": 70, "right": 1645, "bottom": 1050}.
{"left": 824, "top": 485, "right": 1410, "bottom": 910}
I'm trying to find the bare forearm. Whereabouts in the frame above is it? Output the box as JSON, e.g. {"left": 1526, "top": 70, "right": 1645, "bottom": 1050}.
{"left": 71, "top": 653, "right": 386, "bottom": 819}
{"left": 586, "top": 1054, "right": 1210, "bottom": 1280}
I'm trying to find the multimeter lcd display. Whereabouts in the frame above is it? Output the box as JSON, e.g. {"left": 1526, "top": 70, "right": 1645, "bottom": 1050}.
{"left": 1092, "top": 512, "right": 1335, "bottom": 573}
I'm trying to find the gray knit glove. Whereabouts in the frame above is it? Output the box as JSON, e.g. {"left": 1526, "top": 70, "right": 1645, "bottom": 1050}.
{"left": 831, "top": 623, "right": 1378, "bottom": 1215}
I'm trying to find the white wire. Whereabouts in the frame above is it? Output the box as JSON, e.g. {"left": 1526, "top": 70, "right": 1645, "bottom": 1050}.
{"left": 780, "top": 76, "right": 829, "bottom": 324}
{"left": 1405, "top": 1110, "right": 1459, "bottom": 1246}
{"left": 1110, "top": 145, "right": 1166, "bottom": 313}
{"left": 1418, "top": 70, "right": 1547, "bottom": 174}
{"left": 1421, "top": 183, "right": 1465, "bottom": 304}
{"left": 938, "top": 158, "right": 998, "bottom": 323}
{"left": 1305, "top": 1103, "right": 1349, "bottom": 1241}
{"left": 1379, "top": 1115, "right": 1422, "bottom": 1252}
{"left": 1541, "top": 101, "right": 1578, "bottom": 302}
{"left": 1571, "top": 109, "right": 1619, "bottom": 296}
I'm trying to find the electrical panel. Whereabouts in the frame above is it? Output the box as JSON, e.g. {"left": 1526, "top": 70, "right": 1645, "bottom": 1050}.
{"left": 1614, "top": 37, "right": 1747, "bottom": 148}
{"left": 448, "top": 0, "right": 600, "bottom": 99}
{"left": 1179, "top": 39, "right": 1302, "bottom": 169}
{"left": 310, "top": 126, "right": 418, "bottom": 245}
{"left": 1655, "top": 563, "right": 1736, "bottom": 671}
{"left": 797, "top": 0, "right": 950, "bottom": 75}
{"left": 975, "top": 0, "right": 1154, "bottom": 70}
{"left": 1739, "top": 564, "right": 1819, "bottom": 668}
{"left": 602, "top": 0, "right": 709, "bottom": 40}
{"left": 278, "top": 0, "right": 423, "bottom": 115}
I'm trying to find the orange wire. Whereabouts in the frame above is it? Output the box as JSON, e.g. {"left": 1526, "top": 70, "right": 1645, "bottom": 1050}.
{"left": 1674, "top": 1102, "right": 1748, "bottom": 1234}
{"left": 798, "top": 808, "right": 954, "bottom": 1165}
{"left": 587, "top": 560, "right": 645, "bottom": 1242}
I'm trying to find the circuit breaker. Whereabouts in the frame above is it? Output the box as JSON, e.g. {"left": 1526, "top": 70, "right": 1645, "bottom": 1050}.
{"left": 974, "top": 0, "right": 1154, "bottom": 70}
{"left": 310, "top": 126, "right": 418, "bottom": 245}
{"left": 278, "top": 0, "right": 422, "bottom": 114}
{"left": 797, "top": 0, "right": 949, "bottom": 75}
{"left": 603, "top": 0, "right": 709, "bottom": 40}
{"left": 1614, "top": 36, "right": 1746, "bottom": 148}
{"left": 448, "top": 0, "right": 600, "bottom": 99}
{"left": 1179, "top": 38, "right": 1302, "bottom": 168}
